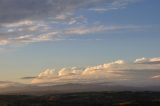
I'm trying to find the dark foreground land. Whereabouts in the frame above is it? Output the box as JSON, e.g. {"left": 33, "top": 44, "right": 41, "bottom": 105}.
{"left": 0, "top": 91, "right": 160, "bottom": 106}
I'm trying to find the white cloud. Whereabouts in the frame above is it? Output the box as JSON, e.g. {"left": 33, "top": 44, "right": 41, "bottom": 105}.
{"left": 28, "top": 26, "right": 39, "bottom": 31}
{"left": 54, "top": 14, "right": 87, "bottom": 25}
{"left": 68, "top": 16, "right": 87, "bottom": 25}
{"left": 55, "top": 14, "right": 68, "bottom": 20}
{"left": 64, "top": 25, "right": 142, "bottom": 35}
{"left": 89, "top": 8, "right": 118, "bottom": 12}
{"left": 3, "top": 20, "right": 33, "bottom": 28}
{"left": 31, "top": 32, "right": 59, "bottom": 42}
{"left": 134, "top": 57, "right": 148, "bottom": 63}
{"left": 65, "top": 25, "right": 105, "bottom": 35}
{"left": 134, "top": 57, "right": 160, "bottom": 64}
{"left": 58, "top": 67, "right": 81, "bottom": 76}
{"left": 9, "top": 31, "right": 59, "bottom": 44}
{"left": 151, "top": 75, "right": 160, "bottom": 80}
{"left": 31, "top": 58, "right": 160, "bottom": 85}
{"left": 89, "top": 0, "right": 136, "bottom": 12}
{"left": 38, "top": 69, "right": 57, "bottom": 78}
{"left": 0, "top": 24, "right": 143, "bottom": 47}
{"left": 0, "top": 40, "right": 10, "bottom": 45}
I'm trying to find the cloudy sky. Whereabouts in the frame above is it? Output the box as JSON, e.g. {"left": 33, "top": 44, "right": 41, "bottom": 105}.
{"left": 0, "top": 0, "right": 160, "bottom": 87}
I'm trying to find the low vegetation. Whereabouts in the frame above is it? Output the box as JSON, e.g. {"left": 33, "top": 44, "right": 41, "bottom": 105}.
{"left": 0, "top": 91, "right": 160, "bottom": 106}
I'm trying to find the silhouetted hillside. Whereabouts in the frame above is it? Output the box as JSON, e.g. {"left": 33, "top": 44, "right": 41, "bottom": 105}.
{"left": 1, "top": 83, "right": 160, "bottom": 95}
{"left": 0, "top": 91, "right": 160, "bottom": 106}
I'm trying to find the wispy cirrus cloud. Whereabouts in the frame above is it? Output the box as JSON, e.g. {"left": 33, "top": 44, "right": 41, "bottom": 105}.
{"left": 0, "top": 0, "right": 137, "bottom": 24}
{"left": 0, "top": 0, "right": 141, "bottom": 49}
{"left": 64, "top": 25, "right": 142, "bottom": 35}
{"left": 89, "top": 8, "right": 118, "bottom": 12}
{"left": 89, "top": 0, "right": 136, "bottom": 12}
{"left": 0, "top": 24, "right": 145, "bottom": 47}
{"left": 2, "top": 20, "right": 33, "bottom": 28}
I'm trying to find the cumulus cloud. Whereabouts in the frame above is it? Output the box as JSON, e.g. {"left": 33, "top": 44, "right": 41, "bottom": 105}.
{"left": 31, "top": 58, "right": 160, "bottom": 86}
{"left": 134, "top": 57, "right": 160, "bottom": 64}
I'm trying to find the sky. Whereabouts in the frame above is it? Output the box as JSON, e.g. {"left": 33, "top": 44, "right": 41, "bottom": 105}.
{"left": 0, "top": 0, "right": 160, "bottom": 87}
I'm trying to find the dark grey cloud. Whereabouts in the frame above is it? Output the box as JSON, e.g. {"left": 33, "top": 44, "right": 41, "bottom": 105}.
{"left": 137, "top": 61, "right": 160, "bottom": 65}
{"left": 0, "top": 0, "right": 104, "bottom": 45}
{"left": 0, "top": 0, "right": 104, "bottom": 24}
{"left": 21, "top": 76, "right": 37, "bottom": 80}
{"left": 0, "top": 0, "right": 136, "bottom": 25}
{"left": 0, "top": 81, "right": 13, "bottom": 84}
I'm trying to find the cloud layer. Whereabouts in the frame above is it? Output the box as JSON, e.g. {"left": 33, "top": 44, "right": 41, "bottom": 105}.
{"left": 0, "top": 81, "right": 21, "bottom": 88}
{"left": 0, "top": 0, "right": 136, "bottom": 24}
{"left": 31, "top": 57, "right": 160, "bottom": 86}
{"left": 0, "top": 0, "right": 140, "bottom": 48}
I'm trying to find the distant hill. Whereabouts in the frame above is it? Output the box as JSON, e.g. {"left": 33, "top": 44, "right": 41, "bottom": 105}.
{"left": 0, "top": 83, "right": 160, "bottom": 95}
